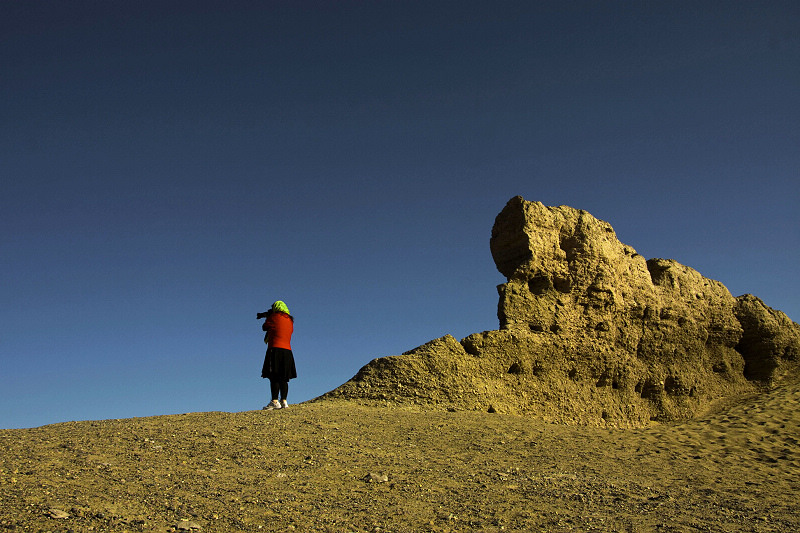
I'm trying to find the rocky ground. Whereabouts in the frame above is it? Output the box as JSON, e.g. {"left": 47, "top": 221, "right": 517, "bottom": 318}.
{"left": 2, "top": 375, "right": 799, "bottom": 533}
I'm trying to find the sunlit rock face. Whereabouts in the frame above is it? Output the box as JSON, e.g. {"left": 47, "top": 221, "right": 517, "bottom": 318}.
{"left": 320, "top": 196, "right": 800, "bottom": 426}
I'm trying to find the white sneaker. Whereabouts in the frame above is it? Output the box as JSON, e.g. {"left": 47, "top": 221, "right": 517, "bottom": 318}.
{"left": 280, "top": 400, "right": 289, "bottom": 409}
{"left": 263, "top": 400, "right": 281, "bottom": 410}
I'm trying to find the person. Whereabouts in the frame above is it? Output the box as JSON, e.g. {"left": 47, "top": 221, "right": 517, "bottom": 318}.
{"left": 260, "top": 300, "right": 297, "bottom": 410}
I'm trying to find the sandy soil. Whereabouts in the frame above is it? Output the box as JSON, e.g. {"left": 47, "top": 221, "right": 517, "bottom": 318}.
{"left": 1, "top": 378, "right": 799, "bottom": 532}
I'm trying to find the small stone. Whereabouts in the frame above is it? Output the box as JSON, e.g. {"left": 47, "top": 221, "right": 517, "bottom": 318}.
{"left": 46, "top": 508, "right": 69, "bottom": 519}
{"left": 176, "top": 520, "right": 202, "bottom": 530}
{"left": 364, "top": 472, "right": 389, "bottom": 483}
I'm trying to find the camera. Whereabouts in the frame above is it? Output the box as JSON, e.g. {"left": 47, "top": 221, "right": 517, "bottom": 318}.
{"left": 256, "top": 311, "right": 270, "bottom": 320}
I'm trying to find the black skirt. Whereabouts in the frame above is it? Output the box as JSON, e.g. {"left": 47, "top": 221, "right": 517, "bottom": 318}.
{"left": 261, "top": 347, "right": 297, "bottom": 381}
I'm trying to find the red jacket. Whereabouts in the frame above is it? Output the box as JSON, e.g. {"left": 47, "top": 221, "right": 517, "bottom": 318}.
{"left": 263, "top": 311, "right": 293, "bottom": 350}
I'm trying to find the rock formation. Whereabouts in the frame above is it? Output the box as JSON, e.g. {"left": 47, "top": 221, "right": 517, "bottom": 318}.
{"left": 319, "top": 196, "right": 800, "bottom": 426}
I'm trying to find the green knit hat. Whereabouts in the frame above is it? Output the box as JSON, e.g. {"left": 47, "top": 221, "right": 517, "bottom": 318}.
{"left": 272, "top": 300, "right": 290, "bottom": 314}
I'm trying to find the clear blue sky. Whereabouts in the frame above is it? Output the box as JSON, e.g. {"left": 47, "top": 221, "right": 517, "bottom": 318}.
{"left": 2, "top": 1, "right": 798, "bottom": 429}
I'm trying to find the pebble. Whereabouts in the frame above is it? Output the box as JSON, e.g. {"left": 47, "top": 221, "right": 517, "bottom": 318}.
{"left": 364, "top": 472, "right": 389, "bottom": 483}
{"left": 176, "top": 520, "right": 202, "bottom": 530}
{"left": 46, "top": 508, "right": 69, "bottom": 519}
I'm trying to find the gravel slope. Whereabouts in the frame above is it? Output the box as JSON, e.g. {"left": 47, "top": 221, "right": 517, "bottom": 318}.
{"left": 2, "top": 379, "right": 799, "bottom": 532}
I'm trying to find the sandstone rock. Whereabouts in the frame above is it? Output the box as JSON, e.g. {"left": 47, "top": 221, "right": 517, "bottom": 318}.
{"left": 319, "top": 196, "right": 800, "bottom": 426}
{"left": 734, "top": 294, "right": 800, "bottom": 381}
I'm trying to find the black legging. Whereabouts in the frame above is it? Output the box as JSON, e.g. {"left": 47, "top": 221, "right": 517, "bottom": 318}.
{"left": 270, "top": 380, "right": 289, "bottom": 401}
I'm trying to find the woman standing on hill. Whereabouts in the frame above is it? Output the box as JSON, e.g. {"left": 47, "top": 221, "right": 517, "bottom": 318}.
{"left": 260, "top": 300, "right": 297, "bottom": 410}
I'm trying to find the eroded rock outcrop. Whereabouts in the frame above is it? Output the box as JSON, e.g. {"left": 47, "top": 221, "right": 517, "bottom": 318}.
{"left": 319, "top": 196, "right": 800, "bottom": 426}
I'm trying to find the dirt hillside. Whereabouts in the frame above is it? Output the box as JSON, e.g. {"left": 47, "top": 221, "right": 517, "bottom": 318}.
{"left": 2, "top": 377, "right": 799, "bottom": 532}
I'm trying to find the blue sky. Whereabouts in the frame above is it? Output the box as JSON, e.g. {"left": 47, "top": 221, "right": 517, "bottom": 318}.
{"left": 2, "top": 1, "right": 798, "bottom": 429}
